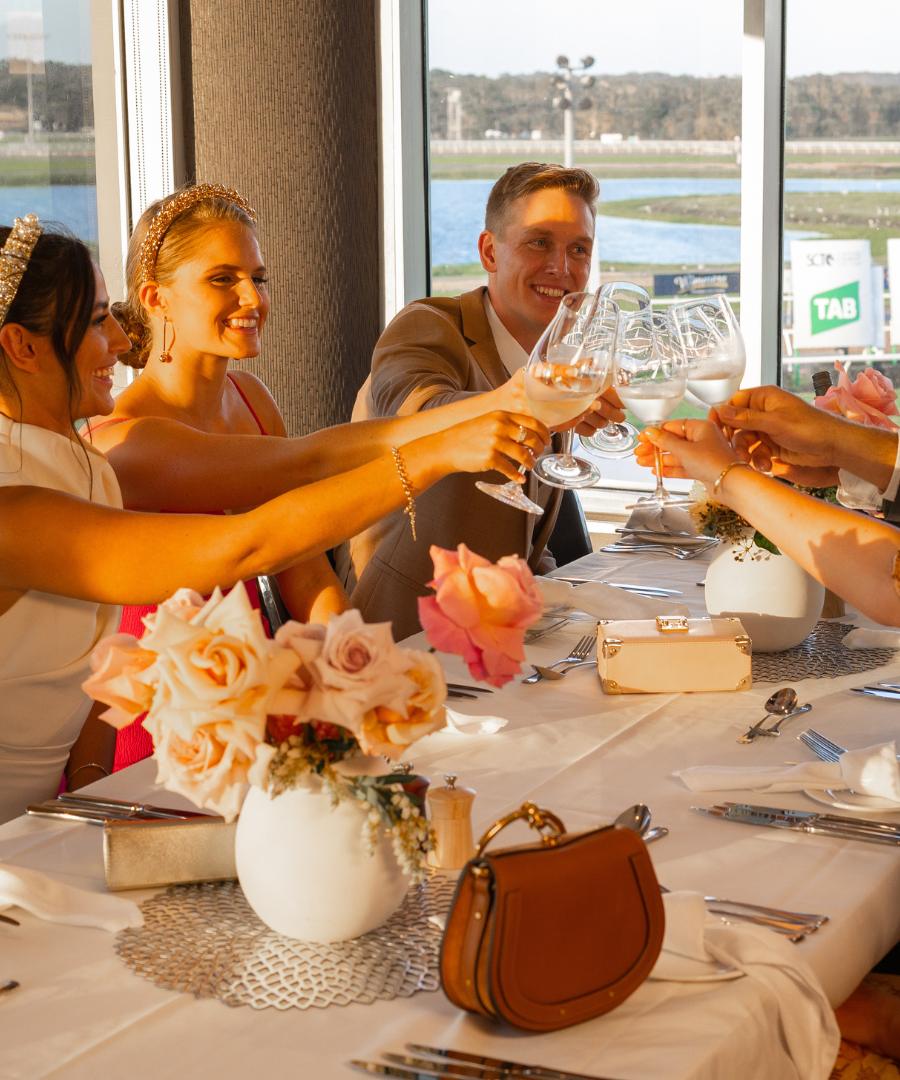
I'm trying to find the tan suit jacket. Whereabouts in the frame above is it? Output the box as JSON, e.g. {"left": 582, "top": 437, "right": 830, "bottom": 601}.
{"left": 338, "top": 287, "right": 562, "bottom": 641}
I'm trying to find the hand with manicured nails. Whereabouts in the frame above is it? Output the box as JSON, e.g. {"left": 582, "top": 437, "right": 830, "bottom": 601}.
{"left": 635, "top": 419, "right": 739, "bottom": 497}
{"left": 427, "top": 410, "right": 550, "bottom": 484}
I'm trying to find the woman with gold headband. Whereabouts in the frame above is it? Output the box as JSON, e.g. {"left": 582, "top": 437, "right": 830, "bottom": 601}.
{"left": 0, "top": 215, "right": 549, "bottom": 823}
{"left": 88, "top": 184, "right": 538, "bottom": 772}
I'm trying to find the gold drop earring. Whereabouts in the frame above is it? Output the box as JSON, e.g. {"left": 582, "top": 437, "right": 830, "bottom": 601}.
{"left": 158, "top": 316, "right": 173, "bottom": 363}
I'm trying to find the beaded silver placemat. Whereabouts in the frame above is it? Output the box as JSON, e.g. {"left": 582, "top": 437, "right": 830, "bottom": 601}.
{"left": 752, "top": 622, "right": 897, "bottom": 682}
{"left": 115, "top": 874, "right": 457, "bottom": 1010}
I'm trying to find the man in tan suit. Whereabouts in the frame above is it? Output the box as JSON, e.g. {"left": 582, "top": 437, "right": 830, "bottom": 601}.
{"left": 339, "top": 163, "right": 623, "bottom": 639}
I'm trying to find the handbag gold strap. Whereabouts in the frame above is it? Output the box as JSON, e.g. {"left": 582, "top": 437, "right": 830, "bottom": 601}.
{"left": 474, "top": 801, "right": 567, "bottom": 857}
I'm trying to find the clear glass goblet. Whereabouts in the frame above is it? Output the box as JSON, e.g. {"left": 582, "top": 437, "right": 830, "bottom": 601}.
{"left": 668, "top": 294, "right": 746, "bottom": 412}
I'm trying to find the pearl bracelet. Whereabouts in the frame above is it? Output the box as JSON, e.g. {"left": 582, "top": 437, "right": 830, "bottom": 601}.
{"left": 391, "top": 447, "right": 417, "bottom": 541}
{"left": 712, "top": 460, "right": 749, "bottom": 496}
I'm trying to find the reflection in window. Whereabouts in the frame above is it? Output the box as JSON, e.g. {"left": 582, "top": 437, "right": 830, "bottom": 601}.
{"left": 782, "top": 0, "right": 900, "bottom": 397}
{"left": 0, "top": 1, "right": 97, "bottom": 252}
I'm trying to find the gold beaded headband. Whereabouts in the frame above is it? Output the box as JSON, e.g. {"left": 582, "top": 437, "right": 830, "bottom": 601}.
{"left": 0, "top": 213, "right": 42, "bottom": 326}
{"left": 139, "top": 184, "right": 257, "bottom": 284}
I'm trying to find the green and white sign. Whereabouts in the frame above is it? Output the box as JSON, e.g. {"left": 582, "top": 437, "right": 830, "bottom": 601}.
{"left": 790, "top": 239, "right": 875, "bottom": 349}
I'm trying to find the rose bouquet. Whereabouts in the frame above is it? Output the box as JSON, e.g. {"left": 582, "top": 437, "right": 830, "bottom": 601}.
{"left": 82, "top": 586, "right": 447, "bottom": 880}
{"left": 815, "top": 361, "right": 899, "bottom": 430}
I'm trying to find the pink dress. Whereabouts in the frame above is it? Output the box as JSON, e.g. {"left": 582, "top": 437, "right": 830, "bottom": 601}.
{"left": 88, "top": 375, "right": 272, "bottom": 771}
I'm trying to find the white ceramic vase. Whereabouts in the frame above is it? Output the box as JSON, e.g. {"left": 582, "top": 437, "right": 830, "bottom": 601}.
{"left": 234, "top": 777, "right": 410, "bottom": 942}
{"left": 704, "top": 534, "right": 825, "bottom": 653}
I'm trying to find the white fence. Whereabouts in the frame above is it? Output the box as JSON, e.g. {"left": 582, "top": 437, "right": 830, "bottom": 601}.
{"left": 430, "top": 138, "right": 900, "bottom": 157}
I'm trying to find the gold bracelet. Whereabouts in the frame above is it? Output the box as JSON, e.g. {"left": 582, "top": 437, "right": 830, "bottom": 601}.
{"left": 391, "top": 447, "right": 417, "bottom": 541}
{"left": 712, "top": 460, "right": 749, "bottom": 496}
{"left": 67, "top": 762, "right": 110, "bottom": 787}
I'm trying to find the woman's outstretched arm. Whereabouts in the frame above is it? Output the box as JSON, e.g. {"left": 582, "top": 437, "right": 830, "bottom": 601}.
{"left": 637, "top": 419, "right": 900, "bottom": 627}
{"left": 0, "top": 411, "right": 548, "bottom": 606}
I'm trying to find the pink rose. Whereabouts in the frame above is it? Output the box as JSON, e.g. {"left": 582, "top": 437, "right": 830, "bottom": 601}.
{"left": 417, "top": 544, "right": 542, "bottom": 687}
{"left": 815, "top": 362, "right": 899, "bottom": 430}
{"left": 81, "top": 634, "right": 156, "bottom": 729}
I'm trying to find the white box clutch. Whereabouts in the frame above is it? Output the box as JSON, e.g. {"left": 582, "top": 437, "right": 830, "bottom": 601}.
{"left": 597, "top": 616, "right": 752, "bottom": 694}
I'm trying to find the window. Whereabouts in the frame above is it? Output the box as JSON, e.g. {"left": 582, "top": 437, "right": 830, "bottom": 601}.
{"left": 0, "top": 1, "right": 98, "bottom": 252}
{"left": 781, "top": 0, "right": 900, "bottom": 400}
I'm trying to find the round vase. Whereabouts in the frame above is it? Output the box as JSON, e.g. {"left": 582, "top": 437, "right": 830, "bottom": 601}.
{"left": 234, "top": 778, "right": 409, "bottom": 942}
{"left": 704, "top": 536, "right": 825, "bottom": 653}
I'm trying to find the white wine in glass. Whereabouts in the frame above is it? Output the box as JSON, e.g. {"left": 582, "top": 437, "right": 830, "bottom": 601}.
{"left": 669, "top": 295, "right": 746, "bottom": 410}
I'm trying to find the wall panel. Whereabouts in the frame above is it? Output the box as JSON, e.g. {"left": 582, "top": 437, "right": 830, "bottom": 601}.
{"left": 180, "top": 0, "right": 381, "bottom": 435}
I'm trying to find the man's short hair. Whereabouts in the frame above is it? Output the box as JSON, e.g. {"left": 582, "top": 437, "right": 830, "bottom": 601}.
{"left": 484, "top": 162, "right": 600, "bottom": 236}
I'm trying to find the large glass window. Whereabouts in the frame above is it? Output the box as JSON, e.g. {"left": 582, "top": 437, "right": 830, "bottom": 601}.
{"left": 426, "top": 0, "right": 742, "bottom": 512}
{"left": 781, "top": 0, "right": 900, "bottom": 399}
{"left": 0, "top": 1, "right": 97, "bottom": 252}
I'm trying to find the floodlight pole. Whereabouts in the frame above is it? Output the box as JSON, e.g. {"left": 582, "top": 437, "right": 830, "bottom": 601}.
{"left": 553, "top": 56, "right": 594, "bottom": 168}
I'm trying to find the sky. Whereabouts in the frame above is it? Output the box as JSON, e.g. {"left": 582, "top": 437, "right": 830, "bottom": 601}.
{"left": 1, "top": 1, "right": 93, "bottom": 67}
{"left": 427, "top": 0, "right": 900, "bottom": 80}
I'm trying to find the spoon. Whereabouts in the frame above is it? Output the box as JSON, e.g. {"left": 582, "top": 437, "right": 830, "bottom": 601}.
{"left": 758, "top": 703, "right": 812, "bottom": 736}
{"left": 737, "top": 688, "right": 799, "bottom": 744}
{"left": 530, "top": 659, "right": 595, "bottom": 681}
{"left": 614, "top": 804, "right": 651, "bottom": 835}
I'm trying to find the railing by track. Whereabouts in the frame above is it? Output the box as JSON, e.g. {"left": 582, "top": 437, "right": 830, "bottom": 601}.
{"left": 430, "top": 138, "right": 900, "bottom": 157}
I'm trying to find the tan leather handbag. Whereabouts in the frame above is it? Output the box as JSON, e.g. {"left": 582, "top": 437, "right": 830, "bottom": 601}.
{"left": 440, "top": 803, "right": 665, "bottom": 1032}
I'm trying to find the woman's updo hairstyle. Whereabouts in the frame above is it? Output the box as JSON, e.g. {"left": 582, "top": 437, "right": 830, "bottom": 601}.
{"left": 0, "top": 224, "right": 95, "bottom": 416}
{"left": 113, "top": 187, "right": 257, "bottom": 369}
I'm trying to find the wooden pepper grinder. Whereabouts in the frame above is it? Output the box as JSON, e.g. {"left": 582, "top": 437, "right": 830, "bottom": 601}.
{"left": 426, "top": 774, "right": 476, "bottom": 870}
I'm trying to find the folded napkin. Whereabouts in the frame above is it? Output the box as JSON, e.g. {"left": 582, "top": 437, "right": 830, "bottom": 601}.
{"left": 442, "top": 707, "right": 507, "bottom": 736}
{"left": 0, "top": 863, "right": 143, "bottom": 932}
{"left": 537, "top": 576, "right": 690, "bottom": 620}
{"left": 651, "top": 891, "right": 839, "bottom": 1080}
{"left": 675, "top": 740, "right": 900, "bottom": 801}
{"left": 624, "top": 504, "right": 700, "bottom": 538}
{"left": 843, "top": 626, "right": 900, "bottom": 650}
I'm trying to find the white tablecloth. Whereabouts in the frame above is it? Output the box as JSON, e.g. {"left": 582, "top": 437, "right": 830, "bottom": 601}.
{"left": 3, "top": 549, "right": 900, "bottom": 1080}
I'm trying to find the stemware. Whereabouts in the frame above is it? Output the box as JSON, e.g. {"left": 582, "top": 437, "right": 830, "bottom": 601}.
{"left": 668, "top": 294, "right": 746, "bottom": 411}
{"left": 613, "top": 309, "right": 691, "bottom": 508}
{"left": 475, "top": 292, "right": 616, "bottom": 512}
{"left": 579, "top": 280, "right": 649, "bottom": 458}
{"left": 530, "top": 294, "right": 620, "bottom": 489}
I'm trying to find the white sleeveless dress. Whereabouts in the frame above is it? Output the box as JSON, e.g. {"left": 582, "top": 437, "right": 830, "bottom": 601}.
{"left": 0, "top": 417, "right": 122, "bottom": 823}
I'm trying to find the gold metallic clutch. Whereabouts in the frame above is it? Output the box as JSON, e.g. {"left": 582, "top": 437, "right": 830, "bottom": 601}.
{"left": 597, "top": 616, "right": 751, "bottom": 694}
{"left": 103, "top": 817, "right": 237, "bottom": 890}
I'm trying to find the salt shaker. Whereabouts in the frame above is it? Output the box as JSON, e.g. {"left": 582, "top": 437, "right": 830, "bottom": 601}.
{"left": 426, "top": 774, "right": 475, "bottom": 870}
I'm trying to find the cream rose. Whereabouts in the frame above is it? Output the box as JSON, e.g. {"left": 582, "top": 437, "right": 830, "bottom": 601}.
{"left": 357, "top": 649, "right": 447, "bottom": 760}
{"left": 81, "top": 633, "right": 157, "bottom": 729}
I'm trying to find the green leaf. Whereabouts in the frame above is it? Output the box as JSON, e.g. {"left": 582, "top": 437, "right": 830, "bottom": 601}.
{"left": 753, "top": 531, "right": 781, "bottom": 556}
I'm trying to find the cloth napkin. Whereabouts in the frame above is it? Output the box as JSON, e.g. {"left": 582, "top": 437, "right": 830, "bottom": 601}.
{"left": 0, "top": 863, "right": 143, "bottom": 932}
{"left": 624, "top": 504, "right": 699, "bottom": 537}
{"left": 675, "top": 740, "right": 900, "bottom": 801}
{"left": 537, "top": 576, "right": 690, "bottom": 620}
{"left": 442, "top": 707, "right": 507, "bottom": 736}
{"left": 843, "top": 626, "right": 900, "bottom": 650}
{"left": 651, "top": 891, "right": 839, "bottom": 1080}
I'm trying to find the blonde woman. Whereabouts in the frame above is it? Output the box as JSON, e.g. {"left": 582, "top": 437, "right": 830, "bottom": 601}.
{"left": 0, "top": 217, "right": 548, "bottom": 821}
{"left": 88, "top": 184, "right": 539, "bottom": 768}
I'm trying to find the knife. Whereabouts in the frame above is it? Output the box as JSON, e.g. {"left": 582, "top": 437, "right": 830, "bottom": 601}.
{"left": 553, "top": 577, "right": 682, "bottom": 596}
{"left": 57, "top": 793, "right": 212, "bottom": 819}
{"left": 406, "top": 1045, "right": 616, "bottom": 1080}
{"left": 695, "top": 805, "right": 900, "bottom": 846}
{"left": 381, "top": 1055, "right": 610, "bottom": 1080}
{"left": 850, "top": 688, "right": 900, "bottom": 702}
{"left": 445, "top": 683, "right": 493, "bottom": 695}
{"left": 723, "top": 802, "right": 900, "bottom": 835}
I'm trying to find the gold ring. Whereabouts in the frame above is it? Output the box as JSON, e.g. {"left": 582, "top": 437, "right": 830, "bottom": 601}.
{"left": 681, "top": 420, "right": 687, "bottom": 438}
{"left": 516, "top": 426, "right": 528, "bottom": 444}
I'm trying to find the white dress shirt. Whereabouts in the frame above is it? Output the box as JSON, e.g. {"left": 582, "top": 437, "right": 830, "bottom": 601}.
{"left": 837, "top": 434, "right": 900, "bottom": 511}
{"left": 483, "top": 292, "right": 529, "bottom": 375}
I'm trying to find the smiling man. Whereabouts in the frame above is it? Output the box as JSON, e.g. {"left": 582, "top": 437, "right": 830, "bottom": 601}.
{"left": 338, "top": 162, "right": 621, "bottom": 638}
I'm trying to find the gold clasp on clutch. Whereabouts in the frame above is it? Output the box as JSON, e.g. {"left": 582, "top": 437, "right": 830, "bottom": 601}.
{"left": 474, "top": 801, "right": 567, "bottom": 857}
{"left": 601, "top": 637, "right": 623, "bottom": 659}
{"left": 656, "top": 616, "right": 689, "bottom": 632}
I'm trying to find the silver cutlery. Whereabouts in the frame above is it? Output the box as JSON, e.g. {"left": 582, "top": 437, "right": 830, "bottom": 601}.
{"left": 0, "top": 913, "right": 19, "bottom": 926}
{"left": 601, "top": 542, "right": 707, "bottom": 560}
{"left": 724, "top": 801, "right": 900, "bottom": 838}
{"left": 695, "top": 803, "right": 900, "bottom": 846}
{"left": 644, "top": 826, "right": 668, "bottom": 842}
{"left": 851, "top": 687, "right": 900, "bottom": 702}
{"left": 0, "top": 980, "right": 19, "bottom": 995}
{"left": 612, "top": 804, "right": 667, "bottom": 845}
{"left": 445, "top": 682, "right": 493, "bottom": 695}
{"left": 378, "top": 1055, "right": 614, "bottom": 1080}
{"left": 57, "top": 793, "right": 210, "bottom": 819}
{"left": 738, "top": 688, "right": 798, "bottom": 743}
{"left": 523, "top": 635, "right": 595, "bottom": 683}
{"left": 760, "top": 703, "right": 812, "bottom": 736}
{"left": 553, "top": 576, "right": 682, "bottom": 596}
{"left": 407, "top": 1044, "right": 618, "bottom": 1080}
{"left": 799, "top": 728, "right": 846, "bottom": 762}
{"left": 524, "top": 617, "right": 570, "bottom": 644}
{"left": 530, "top": 659, "right": 596, "bottom": 681}
{"left": 614, "top": 528, "right": 715, "bottom": 545}
{"left": 703, "top": 908, "right": 819, "bottom": 936}
{"left": 447, "top": 690, "right": 478, "bottom": 700}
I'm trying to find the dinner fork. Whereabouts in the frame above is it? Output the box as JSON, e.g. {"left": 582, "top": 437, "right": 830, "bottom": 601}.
{"left": 799, "top": 729, "right": 846, "bottom": 762}
{"left": 523, "top": 635, "right": 595, "bottom": 683}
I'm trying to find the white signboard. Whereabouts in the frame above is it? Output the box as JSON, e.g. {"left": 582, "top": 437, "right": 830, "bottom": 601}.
{"left": 888, "top": 238, "right": 900, "bottom": 346}
{"left": 790, "top": 239, "right": 874, "bottom": 350}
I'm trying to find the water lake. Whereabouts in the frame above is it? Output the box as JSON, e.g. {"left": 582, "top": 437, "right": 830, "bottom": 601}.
{"left": 431, "top": 177, "right": 900, "bottom": 267}
{"left": 0, "top": 186, "right": 97, "bottom": 243}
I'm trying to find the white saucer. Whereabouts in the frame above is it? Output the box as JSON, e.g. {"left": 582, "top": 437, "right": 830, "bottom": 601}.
{"left": 803, "top": 788, "right": 900, "bottom": 812}
{"left": 649, "top": 952, "right": 742, "bottom": 983}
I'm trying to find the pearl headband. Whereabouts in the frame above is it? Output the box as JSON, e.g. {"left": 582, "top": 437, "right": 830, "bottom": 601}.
{"left": 0, "top": 213, "right": 42, "bottom": 327}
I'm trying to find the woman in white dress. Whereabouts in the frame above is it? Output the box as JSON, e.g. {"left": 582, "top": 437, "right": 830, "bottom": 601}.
{"left": 0, "top": 216, "right": 549, "bottom": 823}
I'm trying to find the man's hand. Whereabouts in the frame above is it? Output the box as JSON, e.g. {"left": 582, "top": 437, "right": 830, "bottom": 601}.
{"left": 718, "top": 385, "right": 842, "bottom": 486}
{"left": 635, "top": 419, "right": 738, "bottom": 494}
{"left": 574, "top": 386, "right": 626, "bottom": 435}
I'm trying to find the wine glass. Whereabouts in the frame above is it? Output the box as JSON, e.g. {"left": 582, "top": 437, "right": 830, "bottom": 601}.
{"left": 613, "top": 309, "right": 691, "bottom": 509}
{"left": 668, "top": 294, "right": 746, "bottom": 411}
{"left": 579, "top": 281, "right": 649, "bottom": 459}
{"left": 530, "top": 293, "right": 620, "bottom": 489}
{"left": 475, "top": 292, "right": 616, "bottom": 513}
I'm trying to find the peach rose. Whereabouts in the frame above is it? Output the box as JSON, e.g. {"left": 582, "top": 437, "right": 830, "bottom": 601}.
{"left": 81, "top": 633, "right": 156, "bottom": 729}
{"left": 816, "top": 361, "right": 899, "bottom": 430}
{"left": 356, "top": 649, "right": 447, "bottom": 760}
{"left": 417, "top": 544, "right": 542, "bottom": 687}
